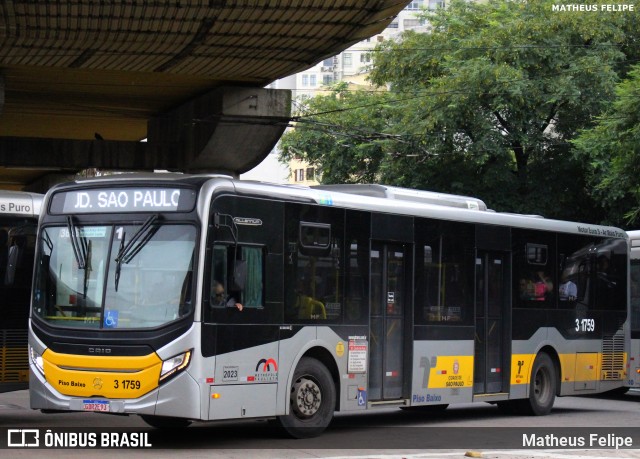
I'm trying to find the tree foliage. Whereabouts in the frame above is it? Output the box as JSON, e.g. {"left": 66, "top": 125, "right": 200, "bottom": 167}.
{"left": 573, "top": 64, "right": 640, "bottom": 227}
{"left": 280, "top": 82, "right": 392, "bottom": 184}
{"left": 280, "top": 0, "right": 639, "bottom": 224}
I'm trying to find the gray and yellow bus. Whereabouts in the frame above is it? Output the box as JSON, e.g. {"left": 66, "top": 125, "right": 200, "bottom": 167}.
{"left": 29, "top": 175, "right": 627, "bottom": 437}
{"left": 0, "top": 190, "right": 42, "bottom": 393}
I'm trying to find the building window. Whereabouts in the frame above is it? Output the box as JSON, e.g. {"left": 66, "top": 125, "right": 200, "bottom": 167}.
{"left": 310, "top": 74, "right": 317, "bottom": 86}
{"left": 360, "top": 53, "right": 371, "bottom": 63}
{"left": 403, "top": 19, "right": 421, "bottom": 29}
{"left": 322, "top": 75, "right": 333, "bottom": 85}
{"left": 407, "top": 0, "right": 424, "bottom": 9}
{"left": 343, "top": 53, "right": 352, "bottom": 67}
{"left": 294, "top": 169, "right": 305, "bottom": 182}
{"left": 387, "top": 21, "right": 399, "bottom": 28}
{"left": 322, "top": 58, "right": 333, "bottom": 67}
{"left": 306, "top": 168, "right": 315, "bottom": 181}
{"left": 302, "top": 75, "right": 309, "bottom": 86}
{"left": 428, "top": 0, "right": 444, "bottom": 10}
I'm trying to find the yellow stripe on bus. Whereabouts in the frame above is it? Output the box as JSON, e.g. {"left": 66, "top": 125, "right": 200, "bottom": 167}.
{"left": 42, "top": 349, "right": 162, "bottom": 399}
{"left": 425, "top": 353, "right": 625, "bottom": 389}
{"left": 427, "top": 356, "right": 474, "bottom": 388}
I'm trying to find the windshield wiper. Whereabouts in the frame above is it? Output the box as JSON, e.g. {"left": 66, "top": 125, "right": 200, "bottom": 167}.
{"left": 67, "top": 216, "right": 87, "bottom": 269}
{"left": 42, "top": 229, "right": 53, "bottom": 253}
{"left": 114, "top": 214, "right": 160, "bottom": 291}
{"left": 114, "top": 230, "right": 126, "bottom": 292}
{"left": 66, "top": 216, "right": 91, "bottom": 298}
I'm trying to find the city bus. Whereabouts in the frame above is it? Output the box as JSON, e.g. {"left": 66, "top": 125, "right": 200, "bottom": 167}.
{"left": 627, "top": 230, "right": 640, "bottom": 388}
{"left": 0, "top": 190, "right": 42, "bottom": 393}
{"left": 28, "top": 174, "right": 628, "bottom": 437}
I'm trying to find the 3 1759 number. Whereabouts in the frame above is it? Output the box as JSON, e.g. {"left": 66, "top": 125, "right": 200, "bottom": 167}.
{"left": 114, "top": 379, "right": 141, "bottom": 390}
{"left": 575, "top": 318, "right": 595, "bottom": 332}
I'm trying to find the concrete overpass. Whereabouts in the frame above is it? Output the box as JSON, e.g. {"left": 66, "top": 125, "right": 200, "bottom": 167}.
{"left": 0, "top": 1, "right": 410, "bottom": 191}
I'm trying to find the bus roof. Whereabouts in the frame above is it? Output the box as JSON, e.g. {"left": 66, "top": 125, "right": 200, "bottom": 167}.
{"left": 49, "top": 173, "right": 626, "bottom": 239}
{"left": 227, "top": 178, "right": 626, "bottom": 239}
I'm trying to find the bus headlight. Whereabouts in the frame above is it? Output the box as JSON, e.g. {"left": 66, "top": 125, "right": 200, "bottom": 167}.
{"left": 159, "top": 350, "right": 192, "bottom": 383}
{"left": 29, "top": 346, "right": 45, "bottom": 376}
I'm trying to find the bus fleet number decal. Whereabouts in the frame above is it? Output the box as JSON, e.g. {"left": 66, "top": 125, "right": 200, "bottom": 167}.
{"left": 114, "top": 379, "right": 141, "bottom": 390}
{"left": 575, "top": 318, "right": 595, "bottom": 332}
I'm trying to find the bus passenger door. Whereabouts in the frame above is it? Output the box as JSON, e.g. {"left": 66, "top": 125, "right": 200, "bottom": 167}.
{"left": 369, "top": 242, "right": 408, "bottom": 401}
{"left": 474, "top": 250, "right": 509, "bottom": 394}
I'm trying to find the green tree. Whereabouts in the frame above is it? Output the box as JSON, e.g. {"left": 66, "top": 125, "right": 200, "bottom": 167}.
{"left": 282, "top": 0, "right": 638, "bottom": 222}
{"left": 573, "top": 64, "right": 640, "bottom": 227}
{"left": 280, "top": 82, "right": 393, "bottom": 184}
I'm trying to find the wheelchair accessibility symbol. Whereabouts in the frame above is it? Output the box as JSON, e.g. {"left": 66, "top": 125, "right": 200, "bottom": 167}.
{"left": 358, "top": 389, "right": 367, "bottom": 406}
{"left": 104, "top": 310, "right": 119, "bottom": 328}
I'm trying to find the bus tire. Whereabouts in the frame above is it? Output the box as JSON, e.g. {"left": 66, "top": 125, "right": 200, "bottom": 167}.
{"left": 140, "top": 415, "right": 192, "bottom": 429}
{"left": 519, "top": 352, "right": 556, "bottom": 416}
{"left": 277, "top": 357, "right": 335, "bottom": 439}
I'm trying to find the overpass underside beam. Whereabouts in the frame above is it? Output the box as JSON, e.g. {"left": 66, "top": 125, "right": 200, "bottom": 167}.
{"left": 0, "top": 86, "right": 291, "bottom": 187}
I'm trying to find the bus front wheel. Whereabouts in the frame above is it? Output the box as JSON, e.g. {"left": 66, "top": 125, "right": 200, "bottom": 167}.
{"left": 519, "top": 352, "right": 556, "bottom": 416}
{"left": 277, "top": 357, "right": 336, "bottom": 438}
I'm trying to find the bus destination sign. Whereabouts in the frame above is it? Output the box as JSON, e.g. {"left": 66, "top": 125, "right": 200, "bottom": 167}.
{"left": 0, "top": 195, "right": 36, "bottom": 216}
{"left": 50, "top": 188, "right": 197, "bottom": 214}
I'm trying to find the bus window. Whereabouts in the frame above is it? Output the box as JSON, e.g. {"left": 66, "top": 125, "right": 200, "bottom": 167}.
{"left": 284, "top": 207, "right": 343, "bottom": 323}
{"left": 593, "top": 239, "right": 626, "bottom": 312}
{"left": 286, "top": 239, "right": 341, "bottom": 321}
{"left": 557, "top": 236, "right": 627, "bottom": 313}
{"left": 344, "top": 210, "right": 369, "bottom": 324}
{"left": 209, "top": 244, "right": 264, "bottom": 314}
{"left": 417, "top": 221, "right": 474, "bottom": 325}
{"left": 2, "top": 228, "right": 36, "bottom": 289}
{"left": 513, "top": 232, "right": 556, "bottom": 309}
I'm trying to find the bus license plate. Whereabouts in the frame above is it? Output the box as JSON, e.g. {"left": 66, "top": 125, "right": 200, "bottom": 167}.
{"left": 83, "top": 400, "right": 110, "bottom": 412}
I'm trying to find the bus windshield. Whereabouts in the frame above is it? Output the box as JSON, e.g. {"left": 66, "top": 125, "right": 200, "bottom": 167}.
{"left": 33, "top": 222, "right": 196, "bottom": 329}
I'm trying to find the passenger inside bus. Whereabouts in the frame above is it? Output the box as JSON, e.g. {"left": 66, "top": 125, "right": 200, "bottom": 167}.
{"left": 212, "top": 280, "right": 243, "bottom": 311}
{"left": 294, "top": 280, "right": 326, "bottom": 320}
{"left": 518, "top": 271, "right": 553, "bottom": 302}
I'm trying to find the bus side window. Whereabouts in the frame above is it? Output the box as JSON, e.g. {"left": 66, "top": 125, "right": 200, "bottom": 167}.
{"left": 210, "top": 244, "right": 264, "bottom": 310}
{"left": 286, "top": 227, "right": 342, "bottom": 323}
{"left": 516, "top": 241, "right": 555, "bottom": 308}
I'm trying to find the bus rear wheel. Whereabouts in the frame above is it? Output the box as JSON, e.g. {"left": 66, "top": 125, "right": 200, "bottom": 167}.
{"left": 277, "top": 357, "right": 335, "bottom": 439}
{"left": 519, "top": 352, "right": 556, "bottom": 416}
{"left": 140, "top": 415, "right": 192, "bottom": 429}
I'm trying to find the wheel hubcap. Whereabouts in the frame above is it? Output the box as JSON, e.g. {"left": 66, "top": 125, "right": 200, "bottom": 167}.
{"left": 534, "top": 368, "right": 549, "bottom": 402}
{"left": 291, "top": 376, "right": 322, "bottom": 418}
